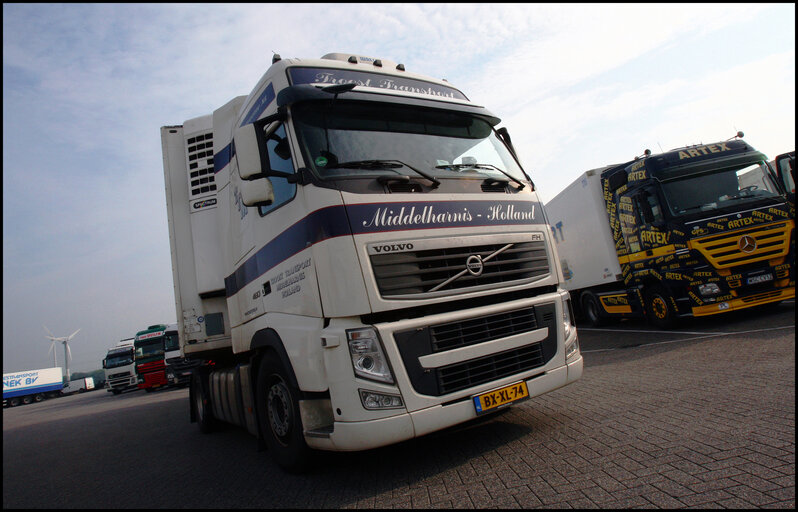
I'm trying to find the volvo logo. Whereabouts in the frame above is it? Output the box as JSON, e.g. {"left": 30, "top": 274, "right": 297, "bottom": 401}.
{"left": 738, "top": 235, "right": 757, "bottom": 254}
{"left": 466, "top": 255, "right": 484, "bottom": 276}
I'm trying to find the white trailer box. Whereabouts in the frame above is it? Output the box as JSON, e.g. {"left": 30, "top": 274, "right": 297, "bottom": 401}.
{"left": 3, "top": 367, "right": 64, "bottom": 406}
{"left": 545, "top": 167, "right": 623, "bottom": 292}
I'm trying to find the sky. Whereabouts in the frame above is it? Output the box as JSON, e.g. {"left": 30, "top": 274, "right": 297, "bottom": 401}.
{"left": 3, "top": 3, "right": 795, "bottom": 375}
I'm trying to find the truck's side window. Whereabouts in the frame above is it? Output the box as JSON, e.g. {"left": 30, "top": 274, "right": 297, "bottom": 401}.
{"left": 634, "top": 190, "right": 663, "bottom": 225}
{"left": 259, "top": 124, "right": 297, "bottom": 216}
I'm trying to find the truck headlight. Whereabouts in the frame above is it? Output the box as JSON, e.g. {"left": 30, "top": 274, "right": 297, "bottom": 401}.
{"left": 563, "top": 294, "right": 576, "bottom": 341}
{"left": 347, "top": 328, "right": 394, "bottom": 384}
{"left": 563, "top": 295, "right": 579, "bottom": 360}
{"left": 698, "top": 283, "right": 722, "bottom": 297}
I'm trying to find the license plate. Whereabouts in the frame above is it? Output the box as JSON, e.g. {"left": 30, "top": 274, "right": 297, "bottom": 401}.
{"left": 747, "top": 273, "right": 773, "bottom": 285}
{"left": 472, "top": 381, "right": 529, "bottom": 415}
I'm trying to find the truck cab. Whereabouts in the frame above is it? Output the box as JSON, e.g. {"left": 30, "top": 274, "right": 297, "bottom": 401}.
{"left": 103, "top": 338, "right": 137, "bottom": 394}
{"left": 602, "top": 138, "right": 794, "bottom": 326}
{"left": 133, "top": 325, "right": 170, "bottom": 392}
{"left": 163, "top": 53, "right": 581, "bottom": 472}
{"left": 163, "top": 323, "right": 201, "bottom": 387}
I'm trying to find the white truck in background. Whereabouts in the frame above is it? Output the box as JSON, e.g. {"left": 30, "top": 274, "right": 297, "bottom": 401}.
{"left": 3, "top": 367, "right": 64, "bottom": 407}
{"left": 103, "top": 338, "right": 137, "bottom": 394}
{"left": 162, "top": 52, "right": 582, "bottom": 472}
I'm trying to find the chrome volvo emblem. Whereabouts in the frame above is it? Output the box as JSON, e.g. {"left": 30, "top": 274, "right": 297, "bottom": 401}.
{"left": 466, "top": 255, "right": 484, "bottom": 276}
{"left": 738, "top": 235, "right": 757, "bottom": 253}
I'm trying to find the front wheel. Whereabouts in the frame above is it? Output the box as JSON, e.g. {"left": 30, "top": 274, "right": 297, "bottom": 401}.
{"left": 645, "top": 285, "right": 678, "bottom": 329}
{"left": 580, "top": 291, "right": 606, "bottom": 327}
{"left": 191, "top": 371, "right": 217, "bottom": 434}
{"left": 256, "top": 353, "right": 313, "bottom": 473}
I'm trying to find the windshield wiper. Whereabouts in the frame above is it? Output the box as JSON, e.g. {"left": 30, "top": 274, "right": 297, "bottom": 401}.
{"left": 330, "top": 159, "right": 440, "bottom": 188}
{"left": 435, "top": 163, "right": 525, "bottom": 190}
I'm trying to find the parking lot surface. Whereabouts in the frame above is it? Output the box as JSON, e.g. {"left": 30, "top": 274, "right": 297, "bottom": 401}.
{"left": 3, "top": 302, "right": 795, "bottom": 508}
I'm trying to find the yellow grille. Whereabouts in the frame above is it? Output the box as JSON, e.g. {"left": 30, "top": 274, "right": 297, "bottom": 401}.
{"left": 689, "top": 221, "right": 793, "bottom": 269}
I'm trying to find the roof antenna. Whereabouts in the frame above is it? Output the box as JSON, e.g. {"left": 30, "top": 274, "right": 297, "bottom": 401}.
{"left": 272, "top": 51, "right": 281, "bottom": 64}
{"left": 726, "top": 130, "right": 744, "bottom": 141}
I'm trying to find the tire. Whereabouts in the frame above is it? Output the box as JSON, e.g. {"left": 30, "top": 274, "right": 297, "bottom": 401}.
{"left": 112, "top": 389, "right": 121, "bottom": 395}
{"left": 644, "top": 284, "right": 678, "bottom": 329}
{"left": 191, "top": 371, "right": 217, "bottom": 434}
{"left": 580, "top": 291, "right": 606, "bottom": 327}
{"left": 9, "top": 397, "right": 21, "bottom": 407}
{"left": 145, "top": 388, "right": 154, "bottom": 393}
{"left": 34, "top": 394, "right": 45, "bottom": 403}
{"left": 256, "top": 353, "right": 312, "bottom": 473}
{"left": 22, "top": 395, "right": 33, "bottom": 405}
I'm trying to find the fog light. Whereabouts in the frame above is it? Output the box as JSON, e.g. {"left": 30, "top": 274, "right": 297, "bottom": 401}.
{"left": 565, "top": 337, "right": 580, "bottom": 360}
{"left": 359, "top": 389, "right": 404, "bottom": 410}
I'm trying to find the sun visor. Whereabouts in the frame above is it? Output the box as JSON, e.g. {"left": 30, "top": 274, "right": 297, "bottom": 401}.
{"left": 276, "top": 85, "right": 501, "bottom": 126}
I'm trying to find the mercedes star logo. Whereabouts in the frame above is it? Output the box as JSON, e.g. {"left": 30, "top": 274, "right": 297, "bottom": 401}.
{"left": 738, "top": 235, "right": 757, "bottom": 254}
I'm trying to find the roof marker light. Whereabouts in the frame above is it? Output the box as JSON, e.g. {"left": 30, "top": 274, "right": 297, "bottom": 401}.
{"left": 374, "top": 59, "right": 382, "bottom": 67}
{"left": 396, "top": 63, "right": 405, "bottom": 71}
{"left": 348, "top": 56, "right": 358, "bottom": 64}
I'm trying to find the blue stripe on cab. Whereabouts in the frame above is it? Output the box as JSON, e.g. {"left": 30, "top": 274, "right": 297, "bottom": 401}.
{"left": 224, "top": 205, "right": 352, "bottom": 297}
{"left": 223, "top": 200, "right": 542, "bottom": 298}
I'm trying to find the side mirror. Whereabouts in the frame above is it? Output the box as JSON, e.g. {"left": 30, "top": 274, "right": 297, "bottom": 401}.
{"left": 496, "top": 127, "right": 517, "bottom": 158}
{"left": 102, "top": 359, "right": 106, "bottom": 369}
{"left": 240, "top": 177, "right": 275, "bottom": 207}
{"left": 234, "top": 123, "right": 264, "bottom": 180}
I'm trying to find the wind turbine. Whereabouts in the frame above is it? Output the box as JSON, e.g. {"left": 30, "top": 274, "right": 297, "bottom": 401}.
{"left": 43, "top": 326, "right": 81, "bottom": 382}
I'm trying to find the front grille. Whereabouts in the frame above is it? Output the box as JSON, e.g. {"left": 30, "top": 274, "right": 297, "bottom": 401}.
{"left": 166, "top": 357, "right": 202, "bottom": 372}
{"left": 371, "top": 240, "right": 549, "bottom": 298}
{"left": 109, "top": 371, "right": 130, "bottom": 380}
{"left": 439, "top": 344, "right": 546, "bottom": 394}
{"left": 691, "top": 222, "right": 791, "bottom": 269}
{"left": 431, "top": 307, "right": 538, "bottom": 352}
{"left": 395, "top": 303, "right": 557, "bottom": 396}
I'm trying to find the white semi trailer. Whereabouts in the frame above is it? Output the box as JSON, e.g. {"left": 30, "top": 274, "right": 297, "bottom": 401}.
{"left": 3, "top": 367, "right": 64, "bottom": 407}
{"left": 162, "top": 52, "right": 582, "bottom": 472}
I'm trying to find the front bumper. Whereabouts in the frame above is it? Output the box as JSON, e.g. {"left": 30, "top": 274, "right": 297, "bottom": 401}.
{"left": 305, "top": 354, "right": 582, "bottom": 451}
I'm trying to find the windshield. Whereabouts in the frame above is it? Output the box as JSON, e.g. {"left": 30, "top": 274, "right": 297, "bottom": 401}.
{"left": 135, "top": 338, "right": 164, "bottom": 359}
{"left": 291, "top": 101, "right": 527, "bottom": 183}
{"left": 661, "top": 160, "right": 782, "bottom": 216}
{"left": 164, "top": 332, "right": 179, "bottom": 352}
{"left": 105, "top": 349, "right": 134, "bottom": 368}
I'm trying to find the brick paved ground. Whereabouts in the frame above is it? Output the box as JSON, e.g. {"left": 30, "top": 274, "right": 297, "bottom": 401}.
{"left": 318, "top": 316, "right": 795, "bottom": 509}
{"left": 4, "top": 308, "right": 794, "bottom": 509}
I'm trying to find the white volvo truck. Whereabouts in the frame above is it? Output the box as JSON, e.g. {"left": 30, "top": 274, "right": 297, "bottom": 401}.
{"left": 162, "top": 52, "right": 582, "bottom": 472}
{"left": 103, "top": 338, "right": 137, "bottom": 394}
